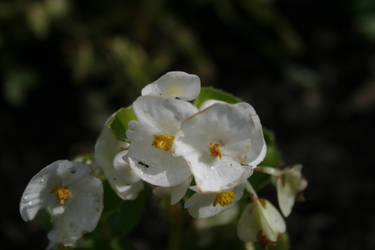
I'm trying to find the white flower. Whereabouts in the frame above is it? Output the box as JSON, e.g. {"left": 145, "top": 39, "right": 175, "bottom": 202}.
{"left": 126, "top": 95, "right": 198, "bottom": 187}
{"left": 237, "top": 198, "right": 286, "bottom": 246}
{"left": 19, "top": 160, "right": 103, "bottom": 249}
{"left": 274, "top": 164, "right": 308, "bottom": 217}
{"left": 185, "top": 184, "right": 245, "bottom": 218}
{"left": 95, "top": 113, "right": 143, "bottom": 200}
{"left": 174, "top": 102, "right": 266, "bottom": 193}
{"left": 153, "top": 176, "right": 192, "bottom": 205}
{"left": 141, "top": 71, "right": 201, "bottom": 101}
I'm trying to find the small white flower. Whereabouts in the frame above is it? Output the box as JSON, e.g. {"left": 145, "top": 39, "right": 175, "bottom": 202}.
{"left": 237, "top": 198, "right": 286, "bottom": 245}
{"left": 174, "top": 102, "right": 266, "bottom": 193}
{"left": 185, "top": 184, "right": 245, "bottom": 218}
{"left": 274, "top": 164, "right": 308, "bottom": 217}
{"left": 126, "top": 95, "right": 198, "bottom": 187}
{"left": 19, "top": 160, "right": 103, "bottom": 249}
{"left": 141, "top": 71, "right": 201, "bottom": 101}
{"left": 95, "top": 113, "right": 143, "bottom": 200}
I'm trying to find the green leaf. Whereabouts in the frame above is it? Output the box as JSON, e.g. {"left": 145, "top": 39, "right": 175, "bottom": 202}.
{"left": 34, "top": 208, "right": 53, "bottom": 231}
{"left": 249, "top": 172, "right": 270, "bottom": 192}
{"left": 261, "top": 128, "right": 283, "bottom": 167}
{"left": 111, "top": 238, "right": 138, "bottom": 250}
{"left": 261, "top": 146, "right": 282, "bottom": 168}
{"left": 107, "top": 190, "right": 146, "bottom": 235}
{"left": 108, "top": 106, "right": 137, "bottom": 142}
{"left": 193, "top": 87, "right": 242, "bottom": 108}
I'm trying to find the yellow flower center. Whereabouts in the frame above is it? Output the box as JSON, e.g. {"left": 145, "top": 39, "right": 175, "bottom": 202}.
{"left": 152, "top": 134, "right": 174, "bottom": 151}
{"left": 209, "top": 143, "right": 222, "bottom": 159}
{"left": 213, "top": 191, "right": 235, "bottom": 207}
{"left": 51, "top": 184, "right": 72, "bottom": 206}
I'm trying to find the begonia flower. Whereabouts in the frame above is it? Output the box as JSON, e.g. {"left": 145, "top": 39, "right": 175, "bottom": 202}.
{"left": 274, "top": 164, "right": 308, "bottom": 217}
{"left": 19, "top": 160, "right": 103, "bottom": 249}
{"left": 237, "top": 198, "right": 286, "bottom": 246}
{"left": 174, "top": 102, "right": 266, "bottom": 193}
{"left": 126, "top": 95, "right": 197, "bottom": 187}
{"left": 185, "top": 183, "right": 245, "bottom": 218}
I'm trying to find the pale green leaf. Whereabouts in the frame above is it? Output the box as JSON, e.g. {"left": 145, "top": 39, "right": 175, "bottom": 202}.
{"left": 193, "top": 87, "right": 242, "bottom": 108}
{"left": 108, "top": 106, "right": 136, "bottom": 142}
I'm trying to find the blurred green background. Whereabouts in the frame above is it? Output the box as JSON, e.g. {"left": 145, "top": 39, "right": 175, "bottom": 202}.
{"left": 1, "top": 0, "right": 374, "bottom": 249}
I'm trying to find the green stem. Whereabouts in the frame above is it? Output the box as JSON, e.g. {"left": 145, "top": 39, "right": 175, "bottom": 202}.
{"left": 245, "top": 181, "right": 258, "bottom": 200}
{"left": 167, "top": 203, "right": 183, "bottom": 250}
{"left": 255, "top": 166, "right": 283, "bottom": 176}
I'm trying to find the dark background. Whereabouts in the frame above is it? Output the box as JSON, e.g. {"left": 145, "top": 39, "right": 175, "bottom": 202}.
{"left": 1, "top": 0, "right": 374, "bottom": 249}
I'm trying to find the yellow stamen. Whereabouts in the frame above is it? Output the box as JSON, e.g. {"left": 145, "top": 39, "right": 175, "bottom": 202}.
{"left": 152, "top": 134, "right": 174, "bottom": 151}
{"left": 120, "top": 147, "right": 129, "bottom": 151}
{"left": 213, "top": 191, "right": 235, "bottom": 207}
{"left": 51, "top": 184, "right": 72, "bottom": 206}
{"left": 209, "top": 143, "right": 222, "bottom": 159}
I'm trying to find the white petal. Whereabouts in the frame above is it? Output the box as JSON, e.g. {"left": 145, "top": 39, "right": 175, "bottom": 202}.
{"left": 115, "top": 181, "right": 144, "bottom": 200}
{"left": 113, "top": 150, "right": 141, "bottom": 184}
{"left": 132, "top": 95, "right": 198, "bottom": 135}
{"left": 153, "top": 176, "right": 192, "bottom": 205}
{"left": 233, "top": 102, "right": 266, "bottom": 167}
{"left": 199, "top": 99, "right": 226, "bottom": 110}
{"left": 19, "top": 160, "right": 87, "bottom": 222}
{"left": 141, "top": 71, "right": 201, "bottom": 101}
{"left": 110, "top": 151, "right": 144, "bottom": 200}
{"left": 194, "top": 205, "right": 240, "bottom": 229}
{"left": 237, "top": 203, "right": 260, "bottom": 242}
{"left": 126, "top": 120, "right": 191, "bottom": 187}
{"left": 199, "top": 101, "right": 266, "bottom": 167}
{"left": 175, "top": 103, "right": 260, "bottom": 192}
{"left": 185, "top": 184, "right": 244, "bottom": 218}
{"left": 47, "top": 171, "right": 103, "bottom": 247}
{"left": 257, "top": 199, "right": 286, "bottom": 241}
{"left": 276, "top": 177, "right": 294, "bottom": 217}
{"left": 276, "top": 164, "right": 307, "bottom": 217}
{"left": 237, "top": 199, "right": 286, "bottom": 243}
{"left": 186, "top": 154, "right": 247, "bottom": 193}
{"left": 170, "top": 176, "right": 192, "bottom": 205}
{"left": 95, "top": 113, "right": 142, "bottom": 200}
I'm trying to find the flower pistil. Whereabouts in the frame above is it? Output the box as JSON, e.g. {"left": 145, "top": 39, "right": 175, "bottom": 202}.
{"left": 213, "top": 191, "right": 235, "bottom": 206}
{"left": 51, "top": 184, "right": 72, "bottom": 206}
{"left": 152, "top": 134, "right": 175, "bottom": 151}
{"left": 209, "top": 143, "right": 222, "bottom": 159}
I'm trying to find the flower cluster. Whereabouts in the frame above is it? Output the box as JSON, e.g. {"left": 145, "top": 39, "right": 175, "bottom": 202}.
{"left": 20, "top": 71, "right": 307, "bottom": 249}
